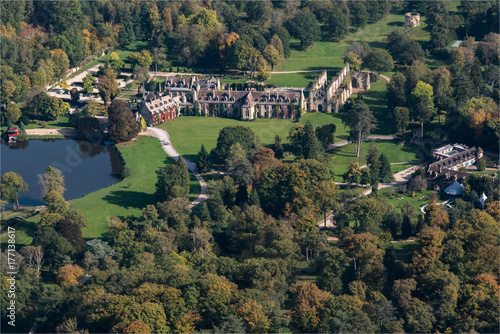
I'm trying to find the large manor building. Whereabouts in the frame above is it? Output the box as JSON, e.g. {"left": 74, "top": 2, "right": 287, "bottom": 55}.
{"left": 426, "top": 143, "right": 484, "bottom": 191}
{"left": 138, "top": 63, "right": 371, "bottom": 125}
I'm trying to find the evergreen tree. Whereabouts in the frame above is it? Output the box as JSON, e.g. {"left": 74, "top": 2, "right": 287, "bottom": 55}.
{"left": 196, "top": 144, "right": 212, "bottom": 173}
{"left": 302, "top": 121, "right": 323, "bottom": 159}
{"left": 273, "top": 135, "right": 284, "bottom": 159}
{"left": 248, "top": 188, "right": 261, "bottom": 207}
{"left": 379, "top": 153, "right": 395, "bottom": 183}
{"left": 198, "top": 201, "right": 212, "bottom": 222}
{"left": 235, "top": 184, "right": 248, "bottom": 206}
{"left": 367, "top": 144, "right": 380, "bottom": 193}
{"left": 402, "top": 214, "right": 413, "bottom": 239}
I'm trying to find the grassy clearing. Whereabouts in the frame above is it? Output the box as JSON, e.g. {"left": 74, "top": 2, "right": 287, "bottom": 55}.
{"left": 159, "top": 113, "right": 346, "bottom": 162}
{"left": 377, "top": 187, "right": 437, "bottom": 216}
{"left": 68, "top": 41, "right": 149, "bottom": 80}
{"left": 329, "top": 140, "right": 425, "bottom": 182}
{"left": 70, "top": 136, "right": 199, "bottom": 238}
{"left": 392, "top": 240, "right": 417, "bottom": 263}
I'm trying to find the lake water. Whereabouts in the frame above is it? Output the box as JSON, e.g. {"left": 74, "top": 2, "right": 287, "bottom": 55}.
{"left": 1, "top": 139, "right": 123, "bottom": 206}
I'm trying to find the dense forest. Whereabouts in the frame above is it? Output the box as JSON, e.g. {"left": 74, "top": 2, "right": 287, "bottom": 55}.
{"left": 1, "top": 123, "right": 499, "bottom": 333}
{"left": 1, "top": 1, "right": 499, "bottom": 333}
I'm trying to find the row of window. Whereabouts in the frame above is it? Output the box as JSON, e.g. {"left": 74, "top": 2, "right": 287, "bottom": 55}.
{"left": 199, "top": 96, "right": 299, "bottom": 103}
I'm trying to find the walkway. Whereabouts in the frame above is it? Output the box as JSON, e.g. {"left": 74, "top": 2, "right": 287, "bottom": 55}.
{"left": 317, "top": 162, "right": 423, "bottom": 229}
{"left": 326, "top": 135, "right": 397, "bottom": 151}
{"left": 360, "top": 70, "right": 391, "bottom": 82}
{"left": 142, "top": 127, "right": 207, "bottom": 208}
{"left": 25, "top": 128, "right": 80, "bottom": 136}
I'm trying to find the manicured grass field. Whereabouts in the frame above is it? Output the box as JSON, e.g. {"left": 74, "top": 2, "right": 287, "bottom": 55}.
{"left": 329, "top": 140, "right": 425, "bottom": 182}
{"left": 159, "top": 113, "right": 348, "bottom": 162}
{"left": 267, "top": 71, "right": 325, "bottom": 88}
{"left": 360, "top": 79, "right": 392, "bottom": 135}
{"left": 70, "top": 136, "right": 199, "bottom": 238}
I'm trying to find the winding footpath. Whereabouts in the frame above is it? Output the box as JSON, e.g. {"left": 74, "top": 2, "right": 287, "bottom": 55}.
{"left": 143, "top": 127, "right": 208, "bottom": 208}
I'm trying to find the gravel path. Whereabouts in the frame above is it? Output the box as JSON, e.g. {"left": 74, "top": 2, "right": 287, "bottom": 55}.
{"left": 25, "top": 128, "right": 79, "bottom": 136}
{"left": 142, "top": 127, "right": 208, "bottom": 208}
{"left": 326, "top": 135, "right": 397, "bottom": 151}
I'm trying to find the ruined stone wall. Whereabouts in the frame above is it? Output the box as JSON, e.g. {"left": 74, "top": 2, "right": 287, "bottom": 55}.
{"left": 326, "top": 63, "right": 350, "bottom": 101}
{"left": 311, "top": 70, "right": 328, "bottom": 91}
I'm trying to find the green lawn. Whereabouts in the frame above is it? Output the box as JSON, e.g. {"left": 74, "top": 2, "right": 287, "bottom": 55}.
{"left": 360, "top": 79, "right": 392, "bottom": 135}
{"left": 159, "top": 113, "right": 346, "bottom": 162}
{"left": 0, "top": 213, "right": 40, "bottom": 249}
{"left": 268, "top": 5, "right": 432, "bottom": 77}
{"left": 392, "top": 240, "right": 417, "bottom": 263}
{"left": 330, "top": 140, "right": 425, "bottom": 182}
{"left": 1, "top": 116, "right": 74, "bottom": 133}
{"left": 377, "top": 187, "right": 436, "bottom": 216}
{"left": 71, "top": 136, "right": 199, "bottom": 238}
{"left": 267, "top": 71, "right": 325, "bottom": 88}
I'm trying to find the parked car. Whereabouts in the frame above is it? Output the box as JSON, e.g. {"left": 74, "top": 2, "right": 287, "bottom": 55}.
{"left": 57, "top": 89, "right": 64, "bottom": 94}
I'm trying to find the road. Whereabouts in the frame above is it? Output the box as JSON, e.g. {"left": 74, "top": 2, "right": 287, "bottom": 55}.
{"left": 141, "top": 127, "right": 207, "bottom": 208}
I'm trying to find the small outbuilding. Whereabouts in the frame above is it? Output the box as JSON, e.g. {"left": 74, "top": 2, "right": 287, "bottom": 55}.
{"left": 444, "top": 180, "right": 465, "bottom": 196}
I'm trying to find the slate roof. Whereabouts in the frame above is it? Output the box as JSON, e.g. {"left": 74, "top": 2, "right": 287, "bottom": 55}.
{"left": 444, "top": 180, "right": 465, "bottom": 195}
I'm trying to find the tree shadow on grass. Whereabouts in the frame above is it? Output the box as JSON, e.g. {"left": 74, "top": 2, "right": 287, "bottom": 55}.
{"left": 304, "top": 66, "right": 340, "bottom": 72}
{"left": 388, "top": 21, "right": 404, "bottom": 27}
{"left": 103, "top": 190, "right": 155, "bottom": 210}
{"left": 368, "top": 41, "right": 388, "bottom": 50}
{"left": 0, "top": 219, "right": 37, "bottom": 248}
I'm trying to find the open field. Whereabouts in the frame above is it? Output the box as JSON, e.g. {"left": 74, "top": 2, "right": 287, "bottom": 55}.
{"left": 269, "top": 6, "right": 431, "bottom": 74}
{"left": 329, "top": 140, "right": 425, "bottom": 182}
{"left": 70, "top": 136, "right": 199, "bottom": 238}
{"left": 159, "top": 113, "right": 348, "bottom": 162}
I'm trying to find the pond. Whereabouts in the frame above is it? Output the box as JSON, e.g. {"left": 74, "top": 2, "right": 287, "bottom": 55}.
{"left": 1, "top": 139, "right": 123, "bottom": 206}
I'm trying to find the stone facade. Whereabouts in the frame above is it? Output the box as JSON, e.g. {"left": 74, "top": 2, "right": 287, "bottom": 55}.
{"left": 139, "top": 93, "right": 181, "bottom": 126}
{"left": 146, "top": 63, "right": 363, "bottom": 120}
{"left": 194, "top": 89, "right": 305, "bottom": 120}
{"left": 308, "top": 63, "right": 353, "bottom": 113}
{"left": 405, "top": 12, "right": 421, "bottom": 28}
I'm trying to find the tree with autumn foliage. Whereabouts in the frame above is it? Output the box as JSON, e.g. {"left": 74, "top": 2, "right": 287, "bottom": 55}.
{"left": 56, "top": 264, "right": 84, "bottom": 286}
{"left": 98, "top": 69, "right": 120, "bottom": 106}
{"left": 289, "top": 282, "right": 332, "bottom": 332}
{"left": 122, "top": 321, "right": 152, "bottom": 334}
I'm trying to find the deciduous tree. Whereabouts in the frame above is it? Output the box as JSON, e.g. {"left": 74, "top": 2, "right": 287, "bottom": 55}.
{"left": 342, "top": 100, "right": 377, "bottom": 157}
{"left": 1, "top": 172, "right": 28, "bottom": 209}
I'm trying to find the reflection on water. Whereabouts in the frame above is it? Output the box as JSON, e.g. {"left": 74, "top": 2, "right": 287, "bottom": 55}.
{"left": 1, "top": 139, "right": 123, "bottom": 206}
